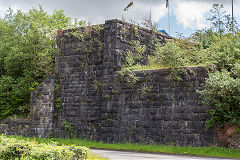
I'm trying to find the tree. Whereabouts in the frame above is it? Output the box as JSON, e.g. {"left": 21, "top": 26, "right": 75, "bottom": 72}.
{"left": 197, "top": 9, "right": 240, "bottom": 129}
{"left": 207, "top": 4, "right": 238, "bottom": 36}
{"left": 207, "top": 4, "right": 226, "bottom": 35}
{"left": 0, "top": 6, "right": 75, "bottom": 119}
{"left": 142, "top": 11, "right": 158, "bottom": 31}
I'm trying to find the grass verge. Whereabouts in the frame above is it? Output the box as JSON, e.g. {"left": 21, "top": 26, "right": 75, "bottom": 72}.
{"left": 8, "top": 136, "right": 240, "bottom": 159}
{"left": 88, "top": 153, "right": 109, "bottom": 160}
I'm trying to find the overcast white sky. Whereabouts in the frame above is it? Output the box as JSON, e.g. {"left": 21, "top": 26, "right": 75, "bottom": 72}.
{"left": 0, "top": 0, "right": 239, "bottom": 37}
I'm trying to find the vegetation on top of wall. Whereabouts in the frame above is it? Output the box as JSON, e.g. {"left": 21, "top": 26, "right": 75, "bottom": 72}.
{"left": 69, "top": 24, "right": 104, "bottom": 47}
{"left": 123, "top": 5, "right": 239, "bottom": 71}
{"left": 125, "top": 40, "right": 146, "bottom": 68}
{"left": 120, "top": 40, "right": 145, "bottom": 86}
{"left": 68, "top": 24, "right": 104, "bottom": 74}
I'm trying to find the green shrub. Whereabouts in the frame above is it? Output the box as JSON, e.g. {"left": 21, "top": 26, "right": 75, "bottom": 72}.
{"left": 62, "top": 121, "right": 77, "bottom": 138}
{"left": 124, "top": 40, "right": 146, "bottom": 68}
{"left": 0, "top": 136, "right": 31, "bottom": 160}
{"left": 199, "top": 70, "right": 240, "bottom": 129}
{"left": 0, "top": 135, "right": 89, "bottom": 160}
{"left": 197, "top": 33, "right": 240, "bottom": 130}
{"left": 152, "top": 40, "right": 186, "bottom": 69}
{"left": 205, "top": 34, "right": 240, "bottom": 71}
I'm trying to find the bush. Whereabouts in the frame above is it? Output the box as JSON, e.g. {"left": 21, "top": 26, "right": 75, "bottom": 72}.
{"left": 124, "top": 40, "right": 146, "bottom": 68}
{"left": 199, "top": 70, "right": 240, "bottom": 129}
{"left": 152, "top": 40, "right": 185, "bottom": 68}
{"left": 197, "top": 33, "right": 240, "bottom": 129}
{"left": 205, "top": 34, "right": 240, "bottom": 71}
{"left": 0, "top": 135, "right": 89, "bottom": 160}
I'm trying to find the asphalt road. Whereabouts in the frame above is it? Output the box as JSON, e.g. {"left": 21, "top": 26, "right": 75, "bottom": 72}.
{"left": 90, "top": 149, "right": 239, "bottom": 160}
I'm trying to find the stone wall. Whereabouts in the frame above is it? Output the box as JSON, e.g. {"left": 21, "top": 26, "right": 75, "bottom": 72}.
{"left": 0, "top": 74, "right": 58, "bottom": 138}
{"left": 51, "top": 19, "right": 214, "bottom": 146}
{"left": 98, "top": 67, "right": 214, "bottom": 146}
{"left": 30, "top": 74, "right": 58, "bottom": 138}
{"left": 0, "top": 19, "right": 220, "bottom": 147}
{"left": 0, "top": 119, "right": 32, "bottom": 137}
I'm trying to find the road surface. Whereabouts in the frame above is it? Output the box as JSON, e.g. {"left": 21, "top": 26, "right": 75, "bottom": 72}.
{"left": 90, "top": 149, "right": 239, "bottom": 160}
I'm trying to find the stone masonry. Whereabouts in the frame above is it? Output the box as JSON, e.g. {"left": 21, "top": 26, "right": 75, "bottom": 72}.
{"left": 0, "top": 19, "right": 219, "bottom": 147}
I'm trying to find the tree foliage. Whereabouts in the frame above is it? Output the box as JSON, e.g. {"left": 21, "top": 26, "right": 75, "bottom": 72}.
{"left": 197, "top": 33, "right": 240, "bottom": 129}
{"left": 193, "top": 4, "right": 240, "bottom": 128}
{"left": 0, "top": 6, "right": 73, "bottom": 119}
{"left": 207, "top": 4, "right": 238, "bottom": 35}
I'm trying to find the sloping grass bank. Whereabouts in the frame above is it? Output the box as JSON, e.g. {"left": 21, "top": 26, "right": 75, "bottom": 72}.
{"left": 10, "top": 136, "right": 240, "bottom": 159}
